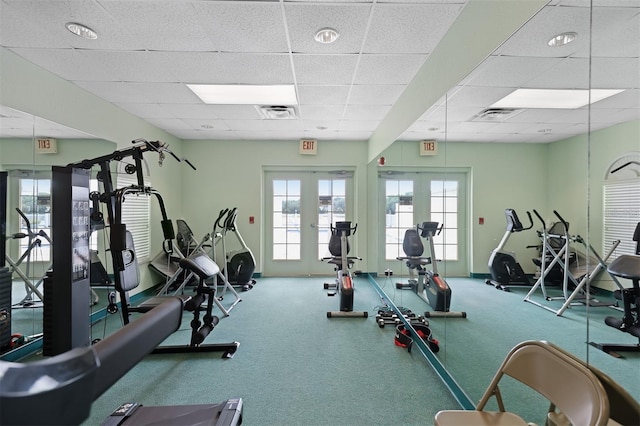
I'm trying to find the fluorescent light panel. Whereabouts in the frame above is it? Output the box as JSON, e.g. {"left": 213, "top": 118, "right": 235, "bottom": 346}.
{"left": 491, "top": 88, "right": 624, "bottom": 109}
{"left": 187, "top": 84, "right": 298, "bottom": 105}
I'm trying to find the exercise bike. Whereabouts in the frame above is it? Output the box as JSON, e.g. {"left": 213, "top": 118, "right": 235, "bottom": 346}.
{"left": 396, "top": 222, "right": 466, "bottom": 318}
{"left": 322, "top": 221, "right": 367, "bottom": 318}
{"left": 485, "top": 208, "right": 533, "bottom": 291}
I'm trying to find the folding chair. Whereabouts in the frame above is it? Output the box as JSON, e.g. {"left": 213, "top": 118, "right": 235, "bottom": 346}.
{"left": 434, "top": 340, "right": 609, "bottom": 426}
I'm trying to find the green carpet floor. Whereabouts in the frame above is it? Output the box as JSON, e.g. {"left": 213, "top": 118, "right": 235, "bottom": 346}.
{"left": 82, "top": 277, "right": 460, "bottom": 425}
{"left": 9, "top": 275, "right": 639, "bottom": 425}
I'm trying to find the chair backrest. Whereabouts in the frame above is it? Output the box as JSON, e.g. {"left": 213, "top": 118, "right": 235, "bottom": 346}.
{"left": 556, "top": 343, "right": 640, "bottom": 426}
{"left": 478, "top": 340, "right": 609, "bottom": 426}
{"left": 402, "top": 229, "right": 424, "bottom": 257}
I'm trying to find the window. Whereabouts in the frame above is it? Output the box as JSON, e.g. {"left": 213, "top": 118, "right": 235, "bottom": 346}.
{"left": 385, "top": 180, "right": 414, "bottom": 260}
{"left": 116, "top": 175, "right": 151, "bottom": 262}
{"left": 272, "top": 179, "right": 301, "bottom": 260}
{"left": 317, "top": 179, "right": 346, "bottom": 259}
{"left": 18, "top": 178, "right": 51, "bottom": 262}
{"left": 430, "top": 180, "right": 459, "bottom": 261}
{"left": 603, "top": 153, "right": 640, "bottom": 258}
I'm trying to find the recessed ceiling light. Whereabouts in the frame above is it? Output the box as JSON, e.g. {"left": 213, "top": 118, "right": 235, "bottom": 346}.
{"left": 65, "top": 22, "right": 98, "bottom": 40}
{"left": 491, "top": 88, "right": 624, "bottom": 109}
{"left": 187, "top": 84, "right": 298, "bottom": 105}
{"left": 314, "top": 28, "right": 339, "bottom": 44}
{"left": 547, "top": 32, "right": 577, "bottom": 47}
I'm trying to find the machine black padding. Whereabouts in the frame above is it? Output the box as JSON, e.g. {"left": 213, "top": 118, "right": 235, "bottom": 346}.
{"left": 0, "top": 347, "right": 98, "bottom": 425}
{"left": 403, "top": 229, "right": 423, "bottom": 257}
{"left": 179, "top": 253, "right": 220, "bottom": 280}
{"left": 607, "top": 255, "right": 640, "bottom": 280}
{"left": 92, "top": 297, "right": 183, "bottom": 400}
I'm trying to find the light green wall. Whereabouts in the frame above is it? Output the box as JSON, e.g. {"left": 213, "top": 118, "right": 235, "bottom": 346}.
{"left": 2, "top": 122, "right": 638, "bottom": 290}
{"left": 547, "top": 120, "right": 640, "bottom": 290}
{"left": 359, "top": 139, "right": 548, "bottom": 276}
{"left": 180, "top": 139, "right": 370, "bottom": 274}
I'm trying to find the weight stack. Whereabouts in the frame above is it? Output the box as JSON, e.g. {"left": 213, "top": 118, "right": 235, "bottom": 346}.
{"left": 0, "top": 266, "right": 12, "bottom": 351}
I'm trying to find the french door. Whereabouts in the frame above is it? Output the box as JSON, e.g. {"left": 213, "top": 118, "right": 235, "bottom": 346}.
{"left": 379, "top": 171, "right": 468, "bottom": 277}
{"left": 264, "top": 170, "right": 354, "bottom": 276}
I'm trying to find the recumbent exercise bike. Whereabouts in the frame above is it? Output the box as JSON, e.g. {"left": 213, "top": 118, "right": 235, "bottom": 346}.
{"left": 396, "top": 222, "right": 466, "bottom": 318}
{"left": 322, "top": 221, "right": 367, "bottom": 318}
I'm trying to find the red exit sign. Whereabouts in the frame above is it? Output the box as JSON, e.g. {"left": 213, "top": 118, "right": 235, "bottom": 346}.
{"left": 35, "top": 138, "right": 57, "bottom": 154}
{"left": 419, "top": 140, "right": 437, "bottom": 156}
{"left": 299, "top": 139, "right": 317, "bottom": 155}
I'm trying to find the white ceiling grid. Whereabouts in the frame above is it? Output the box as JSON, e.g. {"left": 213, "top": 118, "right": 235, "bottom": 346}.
{"left": 0, "top": 0, "right": 638, "bottom": 144}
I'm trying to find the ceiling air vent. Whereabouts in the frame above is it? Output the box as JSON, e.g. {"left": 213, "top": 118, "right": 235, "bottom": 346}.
{"left": 471, "top": 108, "right": 520, "bottom": 122}
{"left": 255, "top": 105, "right": 298, "bottom": 120}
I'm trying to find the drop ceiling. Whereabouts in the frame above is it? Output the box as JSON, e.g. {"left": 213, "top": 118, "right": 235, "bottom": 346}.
{"left": 0, "top": 0, "right": 638, "bottom": 144}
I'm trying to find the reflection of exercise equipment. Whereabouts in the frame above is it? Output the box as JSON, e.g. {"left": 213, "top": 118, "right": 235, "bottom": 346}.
{"left": 212, "top": 208, "right": 256, "bottom": 292}
{"left": 45, "top": 140, "right": 239, "bottom": 356}
{"left": 589, "top": 222, "right": 640, "bottom": 357}
{"left": 375, "top": 306, "right": 428, "bottom": 328}
{"left": 524, "top": 210, "right": 620, "bottom": 316}
{"left": 0, "top": 171, "right": 11, "bottom": 351}
{"left": 396, "top": 222, "right": 466, "bottom": 318}
{"left": 485, "top": 209, "right": 533, "bottom": 291}
{"left": 5, "top": 208, "right": 51, "bottom": 308}
{"left": 0, "top": 297, "right": 243, "bottom": 425}
{"left": 322, "top": 221, "right": 367, "bottom": 318}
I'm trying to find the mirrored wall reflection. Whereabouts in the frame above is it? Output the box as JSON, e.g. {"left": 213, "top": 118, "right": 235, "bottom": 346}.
{"left": 0, "top": 106, "right": 115, "bottom": 356}
{"left": 372, "top": 0, "right": 640, "bottom": 413}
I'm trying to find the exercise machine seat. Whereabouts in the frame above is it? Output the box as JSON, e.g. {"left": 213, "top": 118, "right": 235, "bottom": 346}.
{"left": 179, "top": 253, "right": 221, "bottom": 281}
{"left": 608, "top": 254, "right": 640, "bottom": 281}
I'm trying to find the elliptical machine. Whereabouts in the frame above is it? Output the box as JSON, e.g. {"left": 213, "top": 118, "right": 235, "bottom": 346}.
{"left": 322, "top": 221, "right": 367, "bottom": 318}
{"left": 486, "top": 209, "right": 534, "bottom": 291}
{"left": 212, "top": 208, "right": 256, "bottom": 292}
{"left": 396, "top": 222, "right": 466, "bottom": 318}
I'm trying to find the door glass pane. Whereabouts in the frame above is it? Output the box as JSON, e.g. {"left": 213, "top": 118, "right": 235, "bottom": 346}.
{"left": 272, "top": 179, "right": 301, "bottom": 260}
{"left": 385, "top": 180, "right": 414, "bottom": 260}
{"left": 430, "top": 180, "right": 458, "bottom": 261}
{"left": 19, "top": 178, "right": 52, "bottom": 262}
{"left": 317, "top": 179, "right": 346, "bottom": 259}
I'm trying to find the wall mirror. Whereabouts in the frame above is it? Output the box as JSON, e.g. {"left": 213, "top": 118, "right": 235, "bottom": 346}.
{"left": 0, "top": 105, "right": 116, "bottom": 357}
{"left": 369, "top": 0, "right": 639, "bottom": 408}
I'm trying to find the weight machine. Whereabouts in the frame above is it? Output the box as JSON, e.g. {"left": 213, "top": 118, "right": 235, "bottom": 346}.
{"left": 45, "top": 139, "right": 239, "bottom": 356}
{"left": 589, "top": 222, "right": 640, "bottom": 357}
{"left": 523, "top": 210, "right": 620, "bottom": 316}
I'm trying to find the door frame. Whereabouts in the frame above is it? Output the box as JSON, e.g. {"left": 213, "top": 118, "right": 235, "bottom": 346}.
{"left": 262, "top": 167, "right": 355, "bottom": 277}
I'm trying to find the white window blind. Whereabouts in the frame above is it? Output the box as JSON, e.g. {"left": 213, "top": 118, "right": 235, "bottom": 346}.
{"left": 116, "top": 175, "right": 151, "bottom": 262}
{"left": 603, "top": 179, "right": 640, "bottom": 257}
